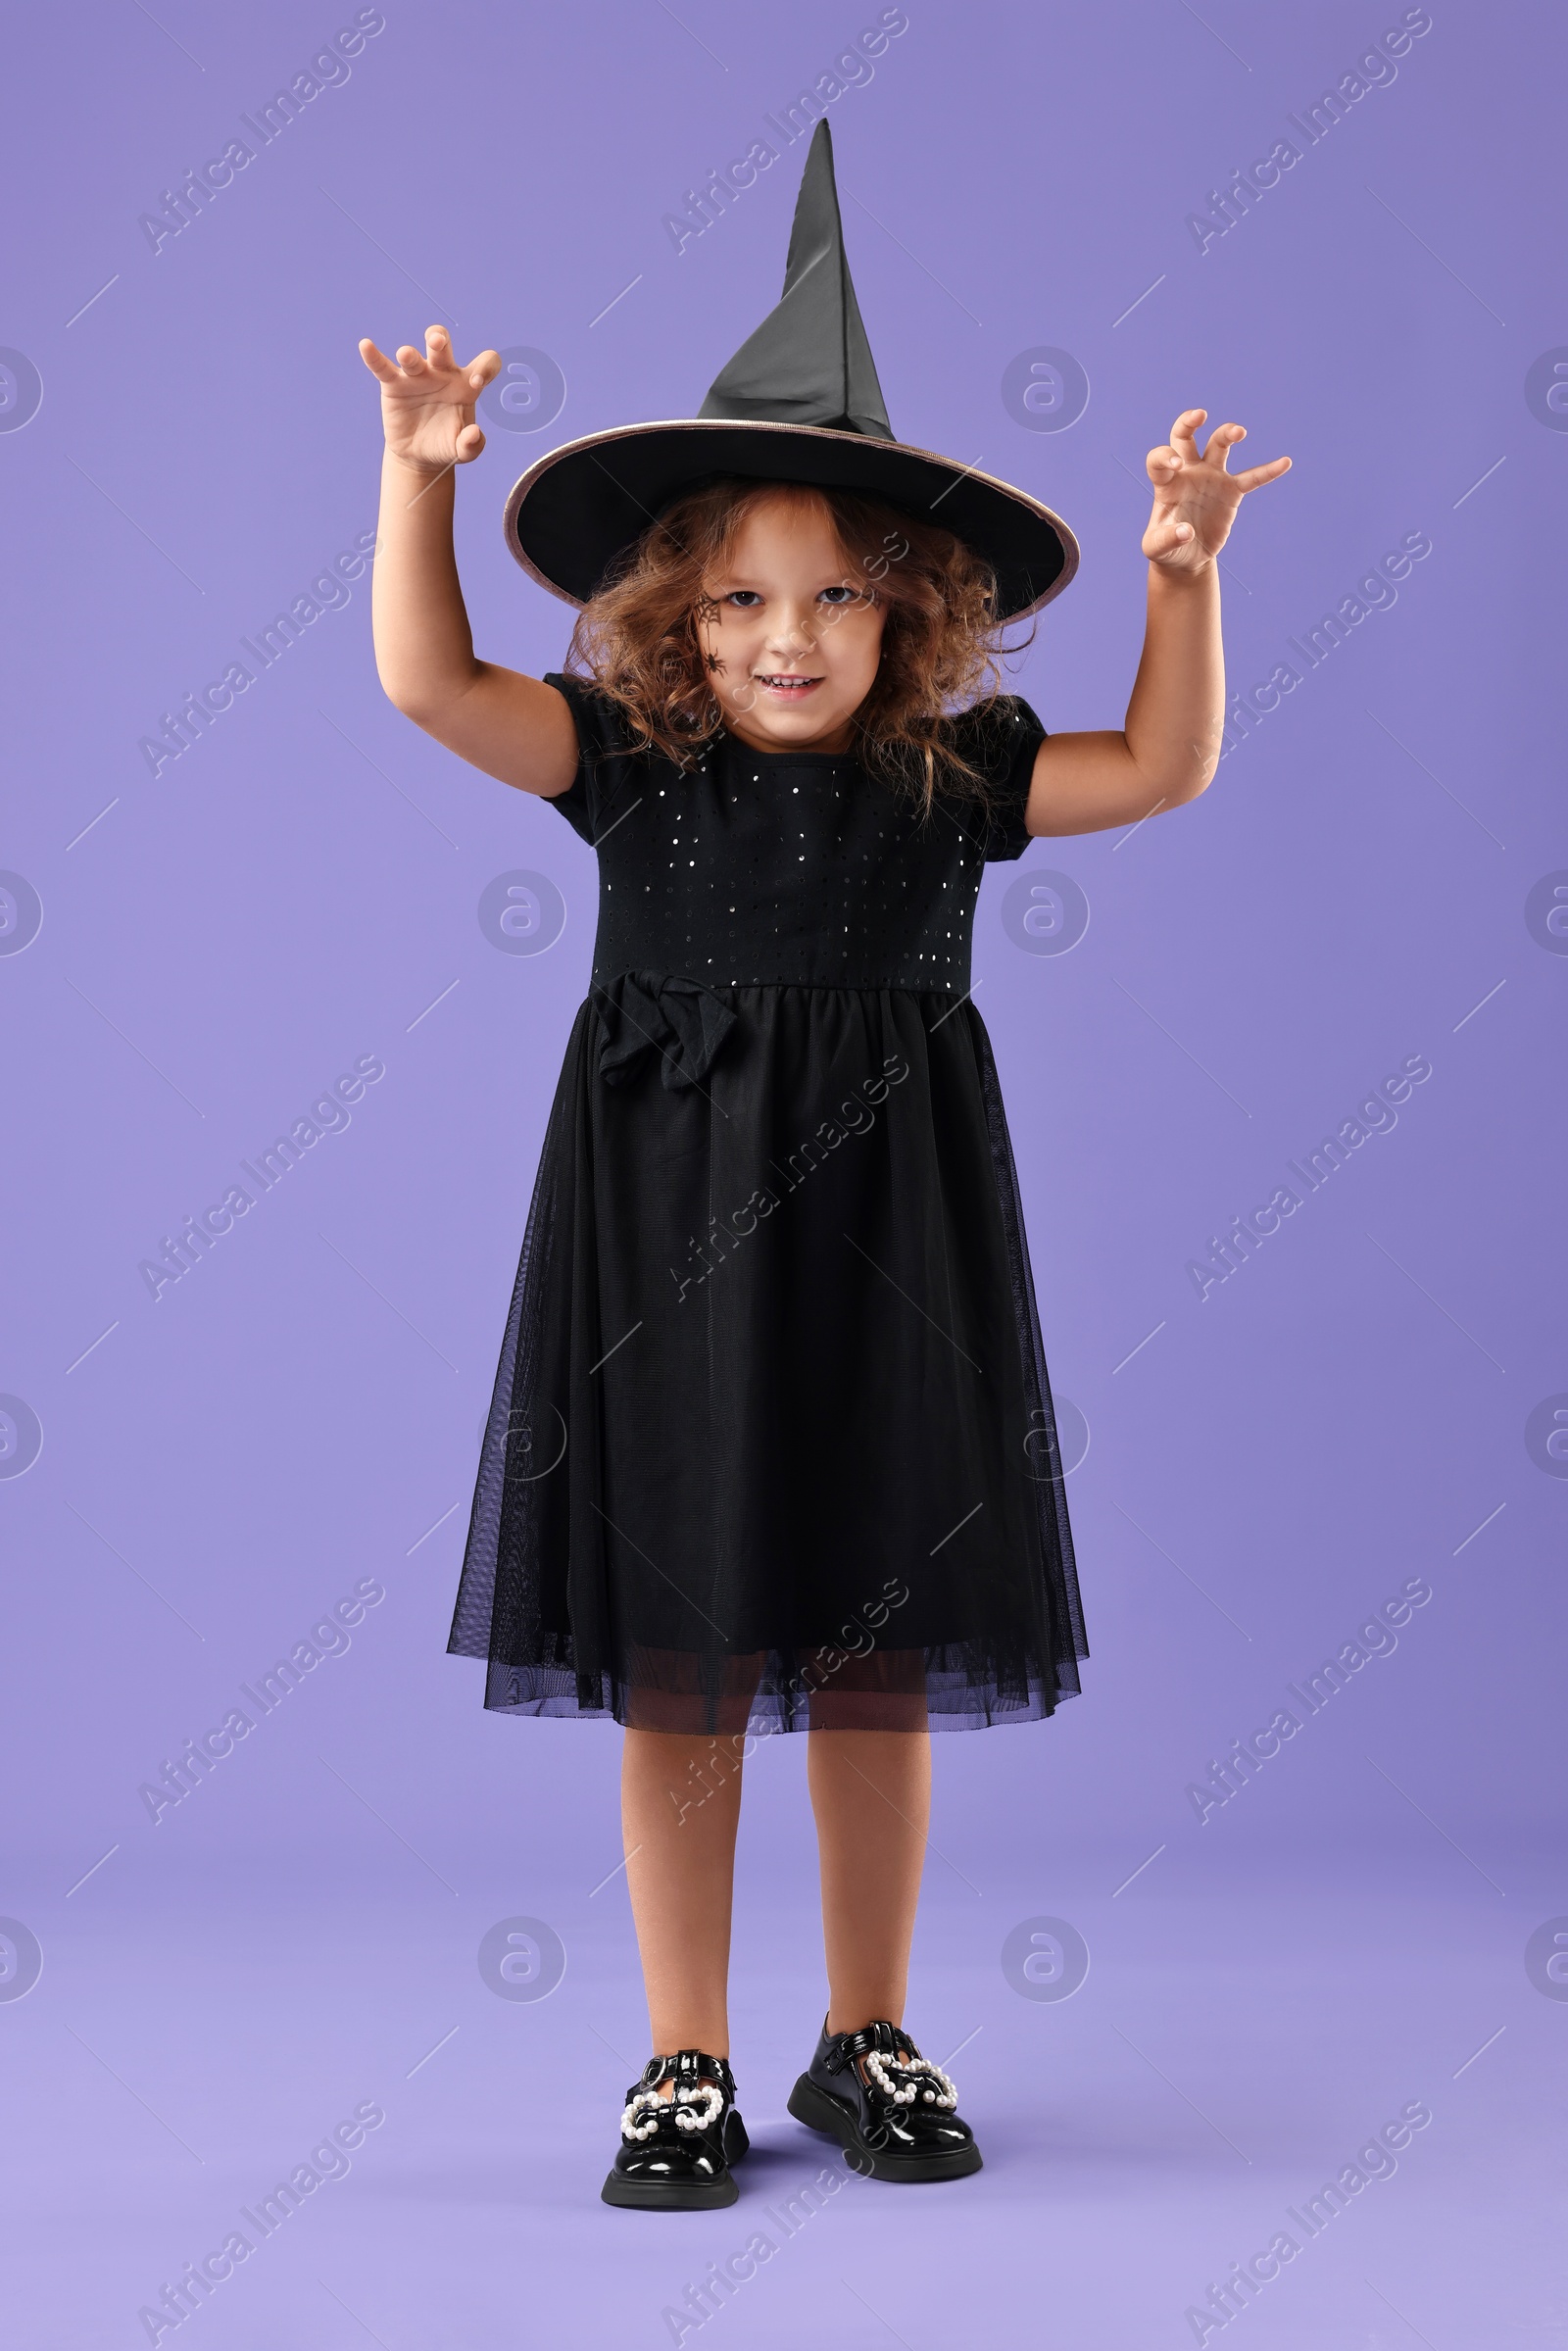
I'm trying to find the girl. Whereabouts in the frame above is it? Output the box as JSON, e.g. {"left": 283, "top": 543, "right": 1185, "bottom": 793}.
{"left": 360, "top": 125, "right": 1288, "bottom": 2209}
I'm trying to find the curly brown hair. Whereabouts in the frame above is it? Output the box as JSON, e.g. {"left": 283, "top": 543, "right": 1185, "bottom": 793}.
{"left": 563, "top": 476, "right": 1032, "bottom": 815}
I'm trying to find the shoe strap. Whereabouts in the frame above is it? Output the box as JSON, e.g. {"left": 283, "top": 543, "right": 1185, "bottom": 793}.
{"left": 820, "top": 2019, "right": 904, "bottom": 2075}
{"left": 630, "top": 2047, "right": 736, "bottom": 2100}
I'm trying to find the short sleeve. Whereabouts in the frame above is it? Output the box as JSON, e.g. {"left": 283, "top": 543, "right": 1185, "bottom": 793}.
{"left": 540, "top": 671, "right": 644, "bottom": 849}
{"left": 955, "top": 693, "right": 1047, "bottom": 863}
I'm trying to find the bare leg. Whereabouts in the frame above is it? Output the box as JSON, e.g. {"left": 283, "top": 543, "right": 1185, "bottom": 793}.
{"left": 621, "top": 1730, "right": 747, "bottom": 2056}
{"left": 808, "top": 1729, "right": 931, "bottom": 2033}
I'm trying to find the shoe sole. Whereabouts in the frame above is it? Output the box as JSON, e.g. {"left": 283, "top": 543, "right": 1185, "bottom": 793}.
{"left": 786, "top": 2075, "right": 984, "bottom": 2181}
{"left": 600, "top": 2112, "right": 749, "bottom": 2211}
{"left": 601, "top": 2169, "right": 739, "bottom": 2210}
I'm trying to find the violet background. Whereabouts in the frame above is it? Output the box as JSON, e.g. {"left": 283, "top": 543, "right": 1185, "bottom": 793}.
{"left": 1, "top": 2, "right": 1563, "bottom": 2345}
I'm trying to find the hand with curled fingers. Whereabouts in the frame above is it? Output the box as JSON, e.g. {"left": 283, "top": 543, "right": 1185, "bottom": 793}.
{"left": 1142, "top": 407, "right": 1292, "bottom": 572}
{"left": 358, "top": 324, "right": 502, "bottom": 477}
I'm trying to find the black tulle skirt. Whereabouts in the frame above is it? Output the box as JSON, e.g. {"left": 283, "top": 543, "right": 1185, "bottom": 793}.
{"left": 448, "top": 979, "right": 1087, "bottom": 1734}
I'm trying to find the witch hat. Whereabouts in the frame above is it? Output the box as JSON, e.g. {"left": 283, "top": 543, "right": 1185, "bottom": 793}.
{"left": 503, "top": 122, "right": 1078, "bottom": 622}
{"left": 696, "top": 121, "right": 893, "bottom": 438}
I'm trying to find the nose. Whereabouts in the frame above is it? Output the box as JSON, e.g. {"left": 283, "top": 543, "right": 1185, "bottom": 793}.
{"left": 761, "top": 602, "right": 817, "bottom": 661}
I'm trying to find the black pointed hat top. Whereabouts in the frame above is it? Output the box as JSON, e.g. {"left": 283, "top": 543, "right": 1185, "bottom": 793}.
{"left": 698, "top": 122, "right": 893, "bottom": 441}
{"left": 503, "top": 122, "right": 1078, "bottom": 622}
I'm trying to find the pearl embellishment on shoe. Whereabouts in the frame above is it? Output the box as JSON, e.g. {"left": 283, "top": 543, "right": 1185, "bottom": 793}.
{"left": 862, "top": 2044, "right": 958, "bottom": 2111}
{"left": 619, "top": 2080, "right": 725, "bottom": 2141}
{"left": 619, "top": 2089, "right": 666, "bottom": 2141}
{"left": 672, "top": 2083, "right": 724, "bottom": 2132}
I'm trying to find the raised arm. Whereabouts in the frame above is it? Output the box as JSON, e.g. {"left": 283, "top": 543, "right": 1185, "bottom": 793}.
{"left": 360, "top": 324, "right": 578, "bottom": 796}
{"left": 1025, "top": 408, "right": 1291, "bottom": 837}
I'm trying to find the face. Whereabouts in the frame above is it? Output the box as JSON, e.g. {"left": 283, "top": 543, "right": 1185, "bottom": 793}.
{"left": 695, "top": 491, "right": 888, "bottom": 756}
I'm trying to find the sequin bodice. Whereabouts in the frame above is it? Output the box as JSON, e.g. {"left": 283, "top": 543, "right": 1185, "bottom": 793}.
{"left": 543, "top": 674, "right": 1045, "bottom": 994}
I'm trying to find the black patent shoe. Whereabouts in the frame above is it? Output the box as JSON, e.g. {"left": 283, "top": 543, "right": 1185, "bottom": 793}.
{"left": 601, "top": 2048, "right": 749, "bottom": 2210}
{"left": 787, "top": 2018, "right": 982, "bottom": 2181}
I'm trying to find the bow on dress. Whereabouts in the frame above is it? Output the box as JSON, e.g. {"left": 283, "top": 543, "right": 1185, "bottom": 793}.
{"left": 590, "top": 971, "right": 739, "bottom": 1093}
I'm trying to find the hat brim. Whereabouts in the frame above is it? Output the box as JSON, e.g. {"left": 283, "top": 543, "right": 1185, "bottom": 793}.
{"left": 502, "top": 419, "right": 1079, "bottom": 624}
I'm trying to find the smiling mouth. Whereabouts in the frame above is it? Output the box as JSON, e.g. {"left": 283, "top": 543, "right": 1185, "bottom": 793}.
{"left": 753, "top": 673, "right": 822, "bottom": 695}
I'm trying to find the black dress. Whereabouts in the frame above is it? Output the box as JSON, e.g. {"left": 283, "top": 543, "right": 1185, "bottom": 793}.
{"left": 448, "top": 673, "right": 1088, "bottom": 1735}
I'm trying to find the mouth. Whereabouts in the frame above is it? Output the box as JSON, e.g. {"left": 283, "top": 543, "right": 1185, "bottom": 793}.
{"left": 752, "top": 672, "right": 823, "bottom": 700}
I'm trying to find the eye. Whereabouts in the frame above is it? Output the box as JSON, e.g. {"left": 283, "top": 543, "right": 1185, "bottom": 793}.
{"left": 722, "top": 590, "right": 762, "bottom": 609}
{"left": 818, "top": 585, "right": 858, "bottom": 606}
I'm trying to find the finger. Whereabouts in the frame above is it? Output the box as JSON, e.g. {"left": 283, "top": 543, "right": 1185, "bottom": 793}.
{"left": 1235, "top": 454, "right": 1293, "bottom": 492}
{"left": 1202, "top": 421, "right": 1247, "bottom": 471}
{"left": 394, "top": 344, "right": 432, "bottom": 378}
{"left": 1146, "top": 445, "right": 1181, "bottom": 484}
{"left": 358, "top": 338, "right": 403, "bottom": 384}
{"left": 425, "top": 323, "right": 452, "bottom": 362}
{"left": 466, "top": 349, "right": 503, "bottom": 390}
{"left": 1145, "top": 520, "right": 1197, "bottom": 559}
{"left": 455, "top": 422, "right": 486, "bottom": 463}
{"left": 1169, "top": 408, "right": 1205, "bottom": 461}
